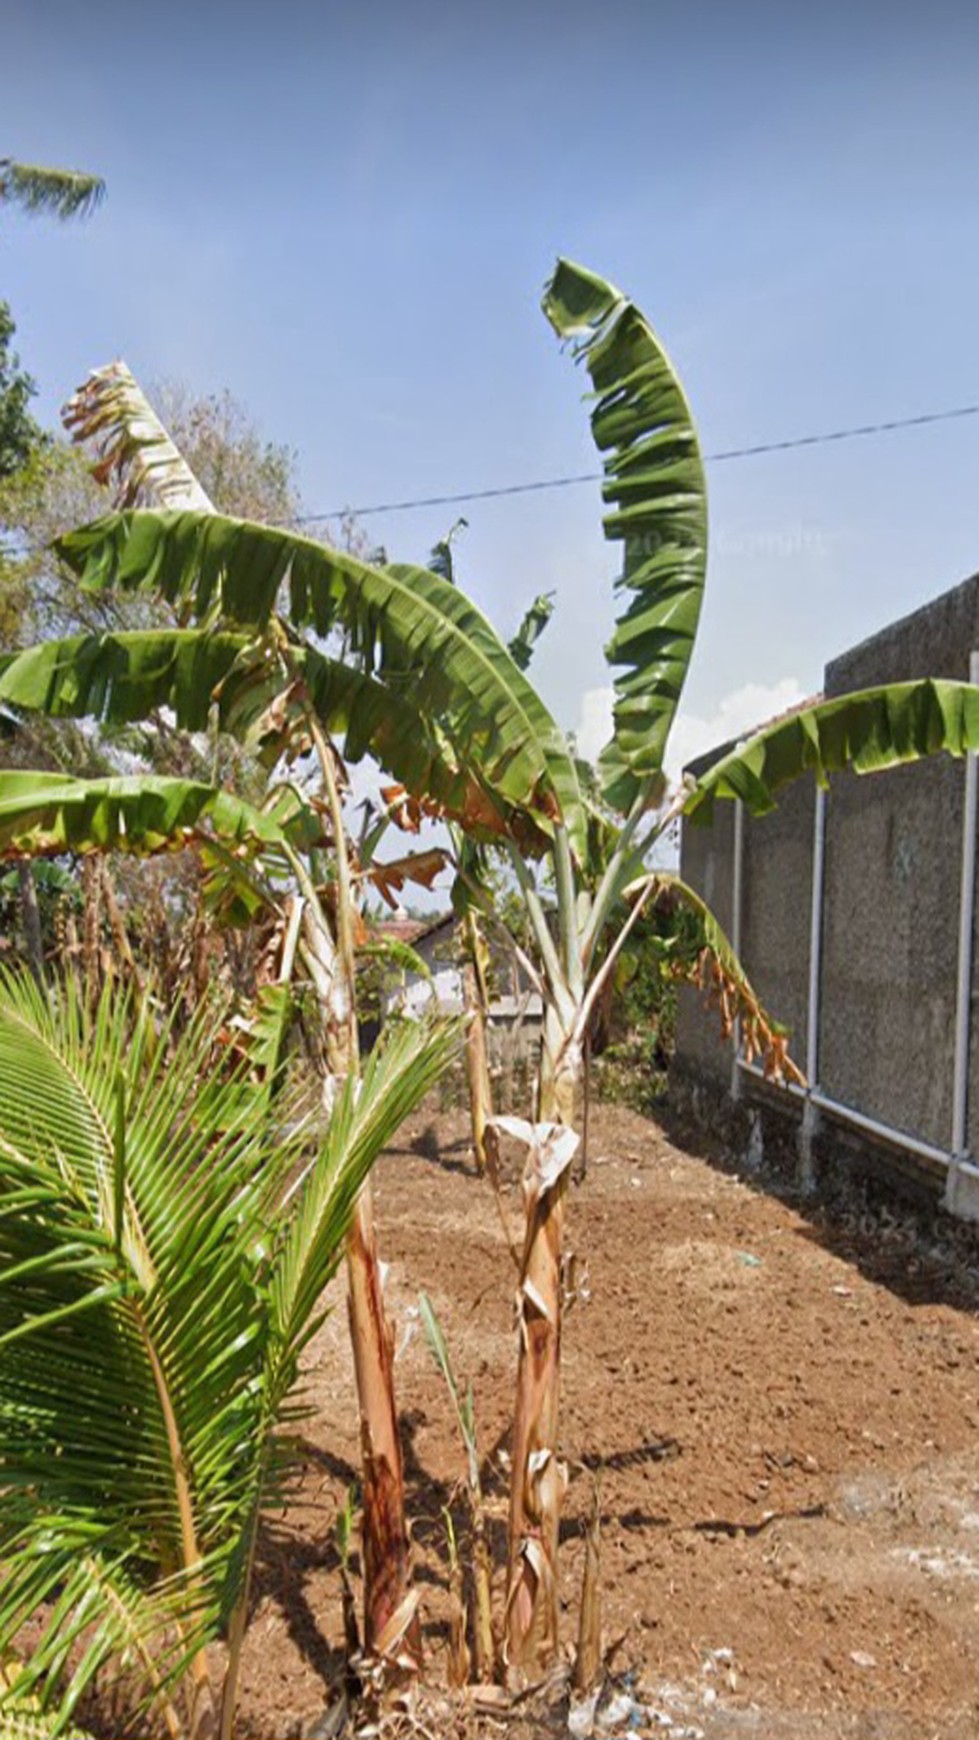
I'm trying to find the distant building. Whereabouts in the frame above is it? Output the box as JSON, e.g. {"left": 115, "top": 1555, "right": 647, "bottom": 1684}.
{"left": 371, "top": 909, "right": 543, "bottom": 1061}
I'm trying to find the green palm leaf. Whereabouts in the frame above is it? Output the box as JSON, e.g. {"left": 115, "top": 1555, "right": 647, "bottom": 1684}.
{"left": 271, "top": 1017, "right": 460, "bottom": 1364}
{"left": 684, "top": 679, "right": 979, "bottom": 822}
{"left": 0, "top": 162, "right": 104, "bottom": 221}
{"left": 56, "top": 510, "right": 588, "bottom": 855}
{"left": 0, "top": 977, "right": 279, "bottom": 1722}
{"left": 0, "top": 1712, "right": 93, "bottom": 1739}
{"left": 543, "top": 259, "right": 707, "bottom": 813}
{"left": 0, "top": 971, "right": 456, "bottom": 1727}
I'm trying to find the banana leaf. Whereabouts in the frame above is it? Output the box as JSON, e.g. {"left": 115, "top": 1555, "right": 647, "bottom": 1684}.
{"left": 544, "top": 259, "right": 707, "bottom": 814}
{"left": 0, "top": 770, "right": 316, "bottom": 865}
{"left": 685, "top": 680, "right": 979, "bottom": 823}
{"left": 0, "top": 629, "right": 548, "bottom": 847}
{"left": 56, "top": 511, "right": 588, "bottom": 856}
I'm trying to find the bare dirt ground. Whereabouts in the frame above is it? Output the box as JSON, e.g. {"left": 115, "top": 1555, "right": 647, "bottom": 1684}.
{"left": 233, "top": 1101, "right": 979, "bottom": 1740}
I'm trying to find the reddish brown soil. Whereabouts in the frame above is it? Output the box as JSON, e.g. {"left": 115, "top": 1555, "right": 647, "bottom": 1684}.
{"left": 234, "top": 1103, "right": 979, "bottom": 1740}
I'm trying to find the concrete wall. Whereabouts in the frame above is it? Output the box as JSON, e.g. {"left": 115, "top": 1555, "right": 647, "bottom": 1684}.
{"left": 676, "top": 795, "right": 738, "bottom": 1087}
{"left": 677, "top": 771, "right": 815, "bottom": 1084}
{"left": 818, "top": 757, "right": 963, "bottom": 1150}
{"left": 741, "top": 771, "right": 815, "bottom": 1070}
{"left": 674, "top": 570, "right": 979, "bottom": 1220}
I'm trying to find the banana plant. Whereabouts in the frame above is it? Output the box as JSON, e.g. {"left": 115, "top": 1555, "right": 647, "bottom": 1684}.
{"left": 6, "top": 261, "right": 979, "bottom": 1676}
{"left": 447, "top": 575, "right": 556, "bottom": 1176}
{"left": 0, "top": 968, "right": 457, "bottom": 1739}
{"left": 1, "top": 361, "right": 479, "bottom": 1661}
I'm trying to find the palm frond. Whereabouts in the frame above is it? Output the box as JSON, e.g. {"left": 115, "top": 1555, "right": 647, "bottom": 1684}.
{"left": 271, "top": 1016, "right": 460, "bottom": 1368}
{"left": 0, "top": 971, "right": 457, "bottom": 1725}
{"left": 0, "top": 975, "right": 277, "bottom": 1718}
{"left": 0, "top": 162, "right": 104, "bottom": 221}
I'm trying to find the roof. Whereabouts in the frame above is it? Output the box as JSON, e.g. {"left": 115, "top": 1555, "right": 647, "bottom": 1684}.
{"left": 369, "top": 911, "right": 455, "bottom": 948}
{"left": 370, "top": 916, "right": 429, "bottom": 946}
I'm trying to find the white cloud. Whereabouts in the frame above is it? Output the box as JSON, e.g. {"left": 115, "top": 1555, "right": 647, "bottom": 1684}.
{"left": 574, "top": 676, "right": 809, "bottom": 782}
{"left": 574, "top": 686, "right": 615, "bottom": 765}
{"left": 666, "top": 677, "right": 808, "bottom": 777}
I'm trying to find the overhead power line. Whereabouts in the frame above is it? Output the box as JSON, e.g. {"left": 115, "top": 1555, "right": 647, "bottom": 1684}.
{"left": 295, "top": 401, "right": 979, "bottom": 524}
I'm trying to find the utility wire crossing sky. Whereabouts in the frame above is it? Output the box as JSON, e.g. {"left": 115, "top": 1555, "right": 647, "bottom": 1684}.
{"left": 298, "top": 402, "right": 979, "bottom": 522}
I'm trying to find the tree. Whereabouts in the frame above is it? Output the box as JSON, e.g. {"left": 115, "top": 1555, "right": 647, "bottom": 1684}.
{"left": 153, "top": 381, "right": 301, "bottom": 526}
{"left": 0, "top": 968, "right": 455, "bottom": 1738}
{"left": 0, "top": 440, "right": 107, "bottom": 644}
{"left": 0, "top": 302, "right": 44, "bottom": 485}
{"left": 4, "top": 260, "right": 979, "bottom": 1678}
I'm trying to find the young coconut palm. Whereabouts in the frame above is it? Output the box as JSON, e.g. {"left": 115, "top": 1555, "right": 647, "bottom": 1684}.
{"left": 5, "top": 262, "right": 979, "bottom": 1676}
{"left": 0, "top": 744, "right": 439, "bottom": 1663}
{"left": 0, "top": 968, "right": 457, "bottom": 1738}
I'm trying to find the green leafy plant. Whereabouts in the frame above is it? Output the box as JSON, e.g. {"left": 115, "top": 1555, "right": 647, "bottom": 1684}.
{"left": 5, "top": 259, "right": 979, "bottom": 1675}
{"left": 0, "top": 363, "right": 475, "bottom": 1657}
{"left": 419, "top": 1294, "right": 495, "bottom": 1681}
{"left": 0, "top": 968, "right": 457, "bottom": 1737}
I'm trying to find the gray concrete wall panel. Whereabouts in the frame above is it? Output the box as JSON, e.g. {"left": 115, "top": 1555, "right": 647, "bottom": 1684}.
{"left": 741, "top": 774, "right": 814, "bottom": 1072}
{"left": 674, "top": 569, "right": 979, "bottom": 1201}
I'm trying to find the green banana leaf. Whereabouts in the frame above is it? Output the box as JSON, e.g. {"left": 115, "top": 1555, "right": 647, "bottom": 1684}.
{"left": 543, "top": 259, "right": 707, "bottom": 814}
{"left": 0, "top": 629, "right": 548, "bottom": 847}
{"left": 508, "top": 591, "right": 555, "bottom": 671}
{"left": 0, "top": 630, "right": 245, "bottom": 732}
{"left": 57, "top": 510, "right": 588, "bottom": 857}
{"left": 685, "top": 679, "right": 979, "bottom": 823}
{"left": 219, "top": 638, "right": 547, "bottom": 845}
{"left": 0, "top": 770, "right": 315, "bottom": 865}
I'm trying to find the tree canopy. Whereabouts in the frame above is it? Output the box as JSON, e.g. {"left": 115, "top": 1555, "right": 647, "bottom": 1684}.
{"left": 0, "top": 302, "right": 43, "bottom": 484}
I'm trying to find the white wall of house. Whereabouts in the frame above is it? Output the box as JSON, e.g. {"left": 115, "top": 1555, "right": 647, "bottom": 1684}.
{"left": 383, "top": 961, "right": 464, "bottom": 1019}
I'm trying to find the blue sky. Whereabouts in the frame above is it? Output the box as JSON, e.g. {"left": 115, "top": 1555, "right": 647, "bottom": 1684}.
{"left": 4, "top": 0, "right": 979, "bottom": 773}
